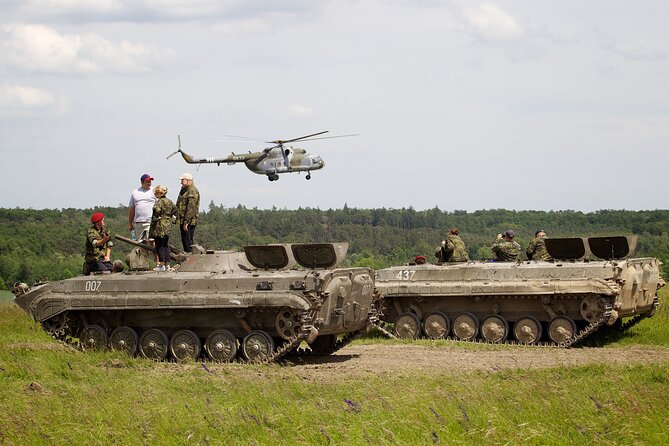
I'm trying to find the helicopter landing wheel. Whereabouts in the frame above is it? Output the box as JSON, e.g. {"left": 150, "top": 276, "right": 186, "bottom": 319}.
{"left": 306, "top": 173, "right": 311, "bottom": 180}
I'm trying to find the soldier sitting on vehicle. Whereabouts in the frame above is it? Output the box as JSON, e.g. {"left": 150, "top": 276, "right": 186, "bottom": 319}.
{"left": 83, "top": 212, "right": 114, "bottom": 275}
{"left": 491, "top": 230, "right": 521, "bottom": 261}
{"left": 435, "top": 227, "right": 469, "bottom": 262}
{"left": 526, "top": 229, "right": 552, "bottom": 261}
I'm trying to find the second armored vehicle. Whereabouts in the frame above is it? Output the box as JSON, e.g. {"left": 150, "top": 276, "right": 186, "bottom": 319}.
{"left": 375, "top": 236, "right": 663, "bottom": 346}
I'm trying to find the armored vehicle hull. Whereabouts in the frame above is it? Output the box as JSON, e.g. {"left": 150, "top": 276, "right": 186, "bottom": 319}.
{"left": 376, "top": 236, "right": 663, "bottom": 346}
{"left": 13, "top": 242, "right": 377, "bottom": 363}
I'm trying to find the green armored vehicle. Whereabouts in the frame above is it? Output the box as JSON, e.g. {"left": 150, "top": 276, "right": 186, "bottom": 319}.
{"left": 13, "top": 241, "right": 377, "bottom": 362}
{"left": 375, "top": 236, "right": 663, "bottom": 346}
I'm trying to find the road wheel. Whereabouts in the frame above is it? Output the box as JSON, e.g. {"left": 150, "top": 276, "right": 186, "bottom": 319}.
{"left": 205, "top": 329, "right": 238, "bottom": 362}
{"left": 513, "top": 316, "right": 542, "bottom": 344}
{"left": 109, "top": 326, "right": 139, "bottom": 355}
{"left": 423, "top": 312, "right": 450, "bottom": 339}
{"left": 548, "top": 316, "right": 576, "bottom": 344}
{"left": 139, "top": 328, "right": 169, "bottom": 360}
{"left": 242, "top": 330, "right": 275, "bottom": 362}
{"left": 169, "top": 329, "right": 202, "bottom": 362}
{"left": 452, "top": 313, "right": 479, "bottom": 341}
{"left": 394, "top": 313, "right": 421, "bottom": 339}
{"left": 481, "top": 315, "right": 509, "bottom": 343}
{"left": 81, "top": 325, "right": 107, "bottom": 351}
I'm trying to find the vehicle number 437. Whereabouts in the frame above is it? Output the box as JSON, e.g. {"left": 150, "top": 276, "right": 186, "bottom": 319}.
{"left": 396, "top": 270, "right": 416, "bottom": 281}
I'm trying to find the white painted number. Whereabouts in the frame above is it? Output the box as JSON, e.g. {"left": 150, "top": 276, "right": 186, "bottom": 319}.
{"left": 361, "top": 284, "right": 372, "bottom": 296}
{"left": 395, "top": 270, "right": 416, "bottom": 281}
{"left": 85, "top": 281, "right": 102, "bottom": 292}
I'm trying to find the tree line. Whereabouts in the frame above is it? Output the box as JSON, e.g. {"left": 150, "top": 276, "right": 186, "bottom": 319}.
{"left": 1, "top": 204, "right": 668, "bottom": 289}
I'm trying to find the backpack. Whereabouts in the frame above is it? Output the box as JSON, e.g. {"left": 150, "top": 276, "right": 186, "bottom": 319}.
{"left": 126, "top": 247, "right": 150, "bottom": 270}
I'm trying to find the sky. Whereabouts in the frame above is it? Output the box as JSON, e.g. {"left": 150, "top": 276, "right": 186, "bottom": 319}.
{"left": 1, "top": 0, "right": 667, "bottom": 212}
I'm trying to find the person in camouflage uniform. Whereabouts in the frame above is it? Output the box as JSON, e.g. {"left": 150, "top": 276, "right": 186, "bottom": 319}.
{"left": 84, "top": 212, "right": 114, "bottom": 275}
{"left": 526, "top": 229, "right": 552, "bottom": 261}
{"left": 492, "top": 229, "right": 521, "bottom": 261}
{"left": 176, "top": 173, "right": 200, "bottom": 253}
{"left": 150, "top": 185, "right": 176, "bottom": 271}
{"left": 436, "top": 227, "right": 469, "bottom": 262}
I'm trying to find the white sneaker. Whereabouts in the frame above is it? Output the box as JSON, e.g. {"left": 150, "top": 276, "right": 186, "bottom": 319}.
{"left": 153, "top": 265, "right": 165, "bottom": 271}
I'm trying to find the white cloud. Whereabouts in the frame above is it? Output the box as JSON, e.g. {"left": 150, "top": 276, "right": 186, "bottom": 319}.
{"left": 462, "top": 2, "right": 523, "bottom": 41}
{"left": 20, "top": 0, "right": 122, "bottom": 14}
{"left": 140, "top": 0, "right": 235, "bottom": 18}
{"left": 12, "top": 0, "right": 319, "bottom": 23}
{"left": 0, "top": 83, "right": 69, "bottom": 116}
{"left": 0, "top": 23, "right": 174, "bottom": 75}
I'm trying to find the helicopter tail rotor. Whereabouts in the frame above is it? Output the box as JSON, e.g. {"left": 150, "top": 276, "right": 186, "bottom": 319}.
{"left": 166, "top": 135, "right": 182, "bottom": 160}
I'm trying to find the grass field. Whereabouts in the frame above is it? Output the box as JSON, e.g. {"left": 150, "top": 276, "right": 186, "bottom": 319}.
{"left": 1, "top": 288, "right": 668, "bottom": 445}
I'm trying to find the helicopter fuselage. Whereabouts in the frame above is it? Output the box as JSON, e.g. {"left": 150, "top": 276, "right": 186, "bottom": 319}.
{"left": 177, "top": 146, "right": 324, "bottom": 181}
{"left": 169, "top": 131, "right": 350, "bottom": 181}
{"left": 247, "top": 147, "right": 324, "bottom": 175}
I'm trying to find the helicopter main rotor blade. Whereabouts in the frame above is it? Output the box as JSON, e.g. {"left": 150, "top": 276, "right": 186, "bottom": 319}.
{"left": 224, "top": 134, "right": 264, "bottom": 142}
{"left": 291, "top": 133, "right": 359, "bottom": 142}
{"left": 268, "top": 131, "right": 329, "bottom": 145}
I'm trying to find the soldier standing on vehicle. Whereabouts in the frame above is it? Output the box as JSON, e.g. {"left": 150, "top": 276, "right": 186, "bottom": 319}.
{"left": 526, "top": 229, "right": 552, "bottom": 261}
{"left": 150, "top": 185, "right": 176, "bottom": 271}
{"left": 128, "top": 173, "right": 157, "bottom": 242}
{"left": 436, "top": 227, "right": 469, "bottom": 262}
{"left": 84, "top": 212, "right": 114, "bottom": 275}
{"left": 176, "top": 173, "right": 200, "bottom": 252}
{"left": 492, "top": 230, "right": 521, "bottom": 261}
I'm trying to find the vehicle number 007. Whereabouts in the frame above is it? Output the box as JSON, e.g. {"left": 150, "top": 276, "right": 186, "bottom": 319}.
{"left": 85, "top": 281, "right": 102, "bottom": 292}
{"left": 396, "top": 270, "right": 415, "bottom": 281}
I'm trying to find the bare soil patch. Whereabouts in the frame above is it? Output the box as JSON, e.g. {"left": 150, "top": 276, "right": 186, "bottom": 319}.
{"left": 283, "top": 344, "right": 669, "bottom": 379}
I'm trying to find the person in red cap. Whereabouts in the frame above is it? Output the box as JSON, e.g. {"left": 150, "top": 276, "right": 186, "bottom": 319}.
{"left": 84, "top": 212, "right": 114, "bottom": 275}
{"left": 128, "top": 173, "right": 157, "bottom": 242}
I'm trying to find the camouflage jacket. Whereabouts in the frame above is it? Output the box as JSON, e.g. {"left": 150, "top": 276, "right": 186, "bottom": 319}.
{"left": 438, "top": 234, "right": 469, "bottom": 262}
{"left": 85, "top": 226, "right": 113, "bottom": 262}
{"left": 491, "top": 239, "right": 521, "bottom": 262}
{"left": 176, "top": 184, "right": 200, "bottom": 226}
{"left": 150, "top": 197, "right": 176, "bottom": 239}
{"left": 526, "top": 236, "right": 552, "bottom": 261}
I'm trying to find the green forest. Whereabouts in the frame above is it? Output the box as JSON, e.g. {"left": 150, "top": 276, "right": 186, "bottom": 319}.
{"left": 1, "top": 204, "right": 668, "bottom": 289}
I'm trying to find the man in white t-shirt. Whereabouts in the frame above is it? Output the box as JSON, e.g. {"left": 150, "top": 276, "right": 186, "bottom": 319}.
{"left": 128, "top": 173, "right": 157, "bottom": 242}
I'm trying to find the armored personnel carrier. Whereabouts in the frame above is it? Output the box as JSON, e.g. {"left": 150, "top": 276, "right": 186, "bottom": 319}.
{"left": 375, "top": 236, "right": 663, "bottom": 346}
{"left": 12, "top": 240, "right": 377, "bottom": 363}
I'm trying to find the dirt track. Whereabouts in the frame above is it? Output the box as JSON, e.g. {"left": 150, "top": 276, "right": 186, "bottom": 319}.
{"left": 284, "top": 344, "right": 669, "bottom": 378}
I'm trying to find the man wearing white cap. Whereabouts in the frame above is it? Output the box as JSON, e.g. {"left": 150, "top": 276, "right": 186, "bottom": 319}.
{"left": 176, "top": 172, "right": 200, "bottom": 252}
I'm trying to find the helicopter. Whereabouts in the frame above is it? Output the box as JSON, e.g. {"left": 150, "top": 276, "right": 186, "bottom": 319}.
{"left": 167, "top": 131, "right": 355, "bottom": 181}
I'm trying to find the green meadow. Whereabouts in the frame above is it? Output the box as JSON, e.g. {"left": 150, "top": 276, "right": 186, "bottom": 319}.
{"left": 1, "top": 288, "right": 668, "bottom": 445}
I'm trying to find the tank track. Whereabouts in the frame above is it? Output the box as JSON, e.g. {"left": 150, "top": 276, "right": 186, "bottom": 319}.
{"left": 373, "top": 298, "right": 614, "bottom": 348}
{"left": 292, "top": 328, "right": 365, "bottom": 357}
{"left": 293, "top": 314, "right": 385, "bottom": 356}
{"left": 262, "top": 310, "right": 313, "bottom": 364}
{"left": 42, "top": 308, "right": 316, "bottom": 364}
{"left": 616, "top": 296, "right": 660, "bottom": 332}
